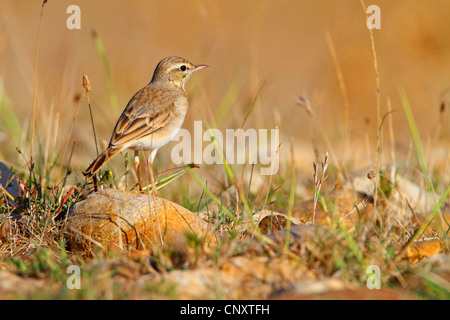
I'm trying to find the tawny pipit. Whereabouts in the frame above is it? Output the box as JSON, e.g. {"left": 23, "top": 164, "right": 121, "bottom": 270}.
{"left": 83, "top": 56, "right": 208, "bottom": 196}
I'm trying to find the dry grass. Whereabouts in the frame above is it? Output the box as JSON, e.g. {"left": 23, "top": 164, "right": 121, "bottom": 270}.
{"left": 0, "top": 0, "right": 449, "bottom": 300}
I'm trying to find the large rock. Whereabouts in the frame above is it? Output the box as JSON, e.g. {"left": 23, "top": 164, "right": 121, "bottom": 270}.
{"left": 65, "top": 189, "right": 216, "bottom": 252}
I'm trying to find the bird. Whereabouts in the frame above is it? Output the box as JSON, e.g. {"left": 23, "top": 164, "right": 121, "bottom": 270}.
{"left": 83, "top": 56, "right": 208, "bottom": 196}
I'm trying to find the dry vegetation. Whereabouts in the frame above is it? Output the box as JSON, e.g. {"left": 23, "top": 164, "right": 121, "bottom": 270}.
{"left": 0, "top": 0, "right": 449, "bottom": 300}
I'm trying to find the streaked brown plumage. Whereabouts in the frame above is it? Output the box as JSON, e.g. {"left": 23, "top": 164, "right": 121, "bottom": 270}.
{"left": 83, "top": 56, "right": 208, "bottom": 195}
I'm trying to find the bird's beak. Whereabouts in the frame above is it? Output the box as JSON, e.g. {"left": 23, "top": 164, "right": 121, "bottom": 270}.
{"left": 192, "top": 64, "right": 208, "bottom": 72}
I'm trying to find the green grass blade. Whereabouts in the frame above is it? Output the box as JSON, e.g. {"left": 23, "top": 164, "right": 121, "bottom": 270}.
{"left": 0, "top": 82, "right": 22, "bottom": 144}
{"left": 142, "top": 166, "right": 188, "bottom": 192}
{"left": 214, "top": 73, "right": 246, "bottom": 128}
{"left": 399, "top": 88, "right": 433, "bottom": 192}
{"left": 204, "top": 127, "right": 252, "bottom": 216}
{"left": 337, "top": 222, "right": 366, "bottom": 267}
{"left": 403, "top": 183, "right": 449, "bottom": 248}
{"left": 284, "top": 170, "right": 296, "bottom": 247}
{"left": 186, "top": 166, "right": 237, "bottom": 224}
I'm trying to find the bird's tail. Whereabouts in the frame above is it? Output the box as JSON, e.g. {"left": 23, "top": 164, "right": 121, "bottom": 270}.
{"left": 83, "top": 147, "right": 121, "bottom": 177}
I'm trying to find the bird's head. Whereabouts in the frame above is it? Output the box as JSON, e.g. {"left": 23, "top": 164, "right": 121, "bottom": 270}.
{"left": 151, "top": 56, "right": 208, "bottom": 90}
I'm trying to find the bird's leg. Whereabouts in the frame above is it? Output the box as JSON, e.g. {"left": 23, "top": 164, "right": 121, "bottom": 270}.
{"left": 147, "top": 160, "right": 158, "bottom": 197}
{"left": 134, "top": 151, "right": 143, "bottom": 192}
{"left": 93, "top": 173, "right": 98, "bottom": 192}
{"left": 147, "top": 152, "right": 158, "bottom": 197}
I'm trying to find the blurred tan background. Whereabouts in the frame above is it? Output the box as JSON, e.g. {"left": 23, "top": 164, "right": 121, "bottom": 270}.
{"left": 0, "top": 0, "right": 449, "bottom": 184}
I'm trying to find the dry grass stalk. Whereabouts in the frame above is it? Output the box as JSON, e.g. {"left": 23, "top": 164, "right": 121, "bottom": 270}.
{"left": 298, "top": 95, "right": 346, "bottom": 182}
{"left": 30, "top": 0, "right": 48, "bottom": 162}
{"left": 324, "top": 30, "right": 350, "bottom": 171}
{"left": 360, "top": 0, "right": 382, "bottom": 216}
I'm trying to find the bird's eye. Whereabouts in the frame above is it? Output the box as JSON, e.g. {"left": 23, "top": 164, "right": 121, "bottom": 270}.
{"left": 179, "top": 65, "right": 187, "bottom": 72}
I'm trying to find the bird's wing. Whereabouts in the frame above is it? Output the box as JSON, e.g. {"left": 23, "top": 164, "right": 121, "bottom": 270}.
{"left": 108, "top": 85, "right": 186, "bottom": 148}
